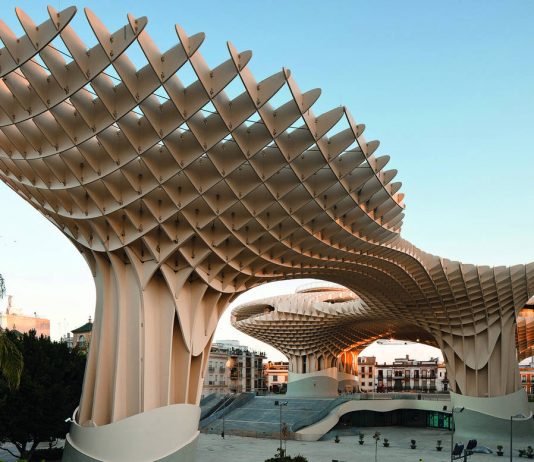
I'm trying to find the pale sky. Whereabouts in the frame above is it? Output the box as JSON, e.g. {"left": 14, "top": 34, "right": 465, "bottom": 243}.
{"left": 1, "top": 1, "right": 533, "bottom": 363}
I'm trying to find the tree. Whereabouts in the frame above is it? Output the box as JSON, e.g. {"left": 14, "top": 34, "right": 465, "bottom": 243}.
{"left": 0, "top": 274, "right": 5, "bottom": 298}
{"left": 0, "top": 330, "right": 86, "bottom": 460}
{"left": 0, "top": 274, "right": 23, "bottom": 390}
{"left": 0, "top": 331, "right": 23, "bottom": 390}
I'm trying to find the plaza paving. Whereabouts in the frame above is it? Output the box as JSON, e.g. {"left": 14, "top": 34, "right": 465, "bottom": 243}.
{"left": 198, "top": 426, "right": 525, "bottom": 462}
{"left": 0, "top": 426, "right": 528, "bottom": 461}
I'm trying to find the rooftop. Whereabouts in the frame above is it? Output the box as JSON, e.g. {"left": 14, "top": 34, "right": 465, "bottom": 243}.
{"left": 72, "top": 319, "right": 93, "bottom": 334}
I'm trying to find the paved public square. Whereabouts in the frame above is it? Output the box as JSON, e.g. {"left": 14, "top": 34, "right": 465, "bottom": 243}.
{"left": 0, "top": 425, "right": 528, "bottom": 462}
{"left": 198, "top": 426, "right": 522, "bottom": 462}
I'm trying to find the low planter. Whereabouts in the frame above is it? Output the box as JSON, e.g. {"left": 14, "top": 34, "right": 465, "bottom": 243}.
{"left": 383, "top": 439, "right": 390, "bottom": 448}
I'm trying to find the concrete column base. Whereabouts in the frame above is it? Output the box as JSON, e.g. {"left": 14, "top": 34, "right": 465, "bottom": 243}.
{"left": 62, "top": 404, "right": 199, "bottom": 462}
{"left": 451, "top": 389, "right": 534, "bottom": 445}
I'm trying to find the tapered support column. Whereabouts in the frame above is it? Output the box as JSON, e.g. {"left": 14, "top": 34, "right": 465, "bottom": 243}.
{"left": 436, "top": 305, "right": 521, "bottom": 398}
{"left": 434, "top": 304, "right": 533, "bottom": 444}
{"left": 64, "top": 252, "right": 232, "bottom": 462}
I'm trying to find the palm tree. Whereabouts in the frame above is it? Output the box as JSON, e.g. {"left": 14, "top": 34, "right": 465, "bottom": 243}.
{"left": 0, "top": 274, "right": 23, "bottom": 390}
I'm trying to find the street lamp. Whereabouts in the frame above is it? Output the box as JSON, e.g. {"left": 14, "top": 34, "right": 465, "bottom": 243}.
{"left": 274, "top": 400, "right": 288, "bottom": 457}
{"left": 372, "top": 431, "right": 381, "bottom": 462}
{"left": 221, "top": 358, "right": 235, "bottom": 439}
{"left": 510, "top": 413, "right": 528, "bottom": 462}
{"left": 444, "top": 405, "right": 464, "bottom": 462}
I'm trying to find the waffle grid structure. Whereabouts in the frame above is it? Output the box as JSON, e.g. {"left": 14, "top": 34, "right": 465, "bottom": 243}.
{"left": 0, "top": 6, "right": 533, "bottom": 461}
{"left": 232, "top": 287, "right": 377, "bottom": 375}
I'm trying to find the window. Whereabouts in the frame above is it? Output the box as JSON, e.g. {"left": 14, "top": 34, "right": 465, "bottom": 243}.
{"left": 273, "top": 375, "right": 278, "bottom": 382}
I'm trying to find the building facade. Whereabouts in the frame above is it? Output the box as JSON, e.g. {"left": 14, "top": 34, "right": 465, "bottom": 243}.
{"left": 226, "top": 343, "right": 267, "bottom": 394}
{"left": 264, "top": 361, "right": 289, "bottom": 393}
{"left": 375, "top": 355, "right": 448, "bottom": 393}
{"left": 202, "top": 344, "right": 229, "bottom": 397}
{"left": 70, "top": 318, "right": 94, "bottom": 351}
{"left": 201, "top": 340, "right": 267, "bottom": 398}
{"left": 358, "top": 356, "right": 376, "bottom": 393}
{"left": 519, "top": 363, "right": 534, "bottom": 395}
{"left": 0, "top": 295, "right": 50, "bottom": 337}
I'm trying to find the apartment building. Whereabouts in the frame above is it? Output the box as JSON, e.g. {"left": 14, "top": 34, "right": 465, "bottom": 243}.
{"left": 264, "top": 361, "right": 289, "bottom": 393}
{"left": 204, "top": 344, "right": 230, "bottom": 396}
{"left": 358, "top": 356, "right": 376, "bottom": 392}
{"left": 201, "top": 340, "right": 266, "bottom": 398}
{"left": 520, "top": 362, "right": 534, "bottom": 394}
{"left": 375, "top": 355, "right": 448, "bottom": 393}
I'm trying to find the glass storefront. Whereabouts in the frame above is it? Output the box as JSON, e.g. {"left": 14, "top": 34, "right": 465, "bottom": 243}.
{"left": 427, "top": 411, "right": 451, "bottom": 429}
{"left": 335, "top": 410, "right": 451, "bottom": 429}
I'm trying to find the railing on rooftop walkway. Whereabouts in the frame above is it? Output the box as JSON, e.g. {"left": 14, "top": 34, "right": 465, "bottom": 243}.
{"left": 356, "top": 392, "right": 451, "bottom": 401}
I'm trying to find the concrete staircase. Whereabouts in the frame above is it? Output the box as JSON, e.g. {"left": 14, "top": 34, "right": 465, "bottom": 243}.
{"left": 200, "top": 396, "right": 334, "bottom": 436}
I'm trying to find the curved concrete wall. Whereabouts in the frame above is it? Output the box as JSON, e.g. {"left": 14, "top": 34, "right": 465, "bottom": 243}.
{"left": 450, "top": 390, "right": 534, "bottom": 444}
{"left": 286, "top": 368, "right": 358, "bottom": 398}
{"left": 63, "top": 404, "right": 199, "bottom": 462}
{"left": 296, "top": 391, "right": 534, "bottom": 447}
{"left": 295, "top": 398, "right": 448, "bottom": 441}
{"left": 450, "top": 389, "right": 531, "bottom": 420}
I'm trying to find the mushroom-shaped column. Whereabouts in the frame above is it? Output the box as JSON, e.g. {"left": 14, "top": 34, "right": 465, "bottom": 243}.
{"left": 64, "top": 251, "right": 231, "bottom": 461}
{"left": 0, "top": 4, "right": 408, "bottom": 459}
{"left": 232, "top": 285, "right": 378, "bottom": 397}
{"left": 423, "top": 258, "right": 534, "bottom": 442}
{"left": 3, "top": 3, "right": 534, "bottom": 459}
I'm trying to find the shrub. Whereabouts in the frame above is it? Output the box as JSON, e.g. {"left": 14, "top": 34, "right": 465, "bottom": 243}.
{"left": 31, "top": 447, "right": 63, "bottom": 460}
{"left": 264, "top": 455, "right": 308, "bottom": 462}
